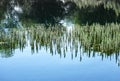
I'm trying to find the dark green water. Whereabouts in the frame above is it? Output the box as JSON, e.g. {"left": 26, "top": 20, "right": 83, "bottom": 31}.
{"left": 0, "top": 0, "right": 120, "bottom": 81}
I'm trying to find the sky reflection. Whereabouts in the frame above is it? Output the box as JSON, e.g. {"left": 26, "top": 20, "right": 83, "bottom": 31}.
{"left": 0, "top": 45, "right": 120, "bottom": 81}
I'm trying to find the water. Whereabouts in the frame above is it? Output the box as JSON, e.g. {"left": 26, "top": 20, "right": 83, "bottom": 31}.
{"left": 0, "top": 0, "right": 120, "bottom": 81}
{"left": 0, "top": 48, "right": 120, "bottom": 81}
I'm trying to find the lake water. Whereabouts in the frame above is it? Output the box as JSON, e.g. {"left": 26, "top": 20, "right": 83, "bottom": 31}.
{"left": 0, "top": 0, "right": 120, "bottom": 81}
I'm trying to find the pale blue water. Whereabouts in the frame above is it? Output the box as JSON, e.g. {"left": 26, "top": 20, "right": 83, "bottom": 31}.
{"left": 0, "top": 45, "right": 120, "bottom": 81}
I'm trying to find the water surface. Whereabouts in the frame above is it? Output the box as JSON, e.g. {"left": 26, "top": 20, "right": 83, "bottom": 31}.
{"left": 0, "top": 0, "right": 120, "bottom": 81}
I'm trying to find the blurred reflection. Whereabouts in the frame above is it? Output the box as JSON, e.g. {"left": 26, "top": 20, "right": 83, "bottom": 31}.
{"left": 15, "top": 0, "right": 77, "bottom": 26}
{"left": 0, "top": 0, "right": 120, "bottom": 66}
{"left": 0, "top": 0, "right": 77, "bottom": 26}
{"left": 0, "top": 23, "right": 120, "bottom": 66}
{"left": 1, "top": 0, "right": 120, "bottom": 25}
{"left": 68, "top": 0, "right": 120, "bottom": 15}
{"left": 0, "top": 28, "right": 26, "bottom": 58}
{"left": 72, "top": 23, "right": 120, "bottom": 62}
{"left": 74, "top": 5, "right": 120, "bottom": 25}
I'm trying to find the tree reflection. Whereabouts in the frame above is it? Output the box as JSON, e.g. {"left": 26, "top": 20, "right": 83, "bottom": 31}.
{"left": 72, "top": 23, "right": 120, "bottom": 62}
{"left": 75, "top": 6, "right": 120, "bottom": 25}
{"left": 68, "top": 0, "right": 120, "bottom": 15}
{"left": 0, "top": 28, "right": 26, "bottom": 58}
{"left": 0, "top": 0, "right": 9, "bottom": 20}
{"left": 23, "top": 0, "right": 77, "bottom": 26}
{"left": 1, "top": 0, "right": 120, "bottom": 25}
{"left": 0, "top": 0, "right": 120, "bottom": 66}
{"left": 0, "top": 0, "right": 77, "bottom": 26}
{"left": 0, "top": 23, "right": 120, "bottom": 66}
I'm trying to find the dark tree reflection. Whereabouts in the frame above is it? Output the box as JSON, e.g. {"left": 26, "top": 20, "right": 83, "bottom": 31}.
{"left": 28, "top": 0, "right": 64, "bottom": 24}
{"left": 22, "top": 0, "right": 77, "bottom": 26}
